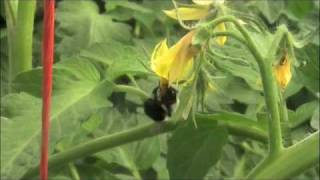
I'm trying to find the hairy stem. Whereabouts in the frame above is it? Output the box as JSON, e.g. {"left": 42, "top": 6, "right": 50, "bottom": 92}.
{"left": 22, "top": 112, "right": 268, "bottom": 178}
{"left": 196, "top": 113, "right": 267, "bottom": 142}
{"left": 205, "top": 16, "right": 283, "bottom": 155}
{"left": 247, "top": 131, "right": 319, "bottom": 179}
{"left": 22, "top": 121, "right": 177, "bottom": 179}
{"left": 278, "top": 89, "right": 292, "bottom": 147}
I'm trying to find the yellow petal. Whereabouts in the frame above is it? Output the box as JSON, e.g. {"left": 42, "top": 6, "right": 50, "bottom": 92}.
{"left": 163, "top": 7, "right": 210, "bottom": 21}
{"left": 151, "top": 39, "right": 169, "bottom": 62}
{"left": 274, "top": 53, "right": 292, "bottom": 90}
{"left": 167, "top": 31, "right": 197, "bottom": 82}
{"left": 214, "top": 22, "right": 227, "bottom": 46}
{"left": 192, "top": 0, "right": 213, "bottom": 5}
{"left": 151, "top": 39, "right": 172, "bottom": 79}
{"left": 151, "top": 31, "right": 198, "bottom": 83}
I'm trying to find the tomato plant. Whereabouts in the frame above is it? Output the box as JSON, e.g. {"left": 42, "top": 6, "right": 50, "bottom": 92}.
{"left": 1, "top": 0, "right": 319, "bottom": 180}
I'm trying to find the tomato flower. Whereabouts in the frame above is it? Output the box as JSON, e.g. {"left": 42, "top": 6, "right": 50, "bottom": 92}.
{"left": 163, "top": 0, "right": 226, "bottom": 46}
{"left": 151, "top": 30, "right": 198, "bottom": 85}
{"left": 274, "top": 52, "right": 292, "bottom": 90}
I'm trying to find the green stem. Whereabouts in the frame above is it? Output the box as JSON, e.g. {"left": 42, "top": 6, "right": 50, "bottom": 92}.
{"left": 134, "top": 21, "right": 141, "bottom": 38}
{"left": 4, "top": 0, "right": 18, "bottom": 92}
{"left": 247, "top": 131, "right": 319, "bottom": 179}
{"left": 10, "top": 0, "right": 36, "bottom": 80}
{"left": 22, "top": 121, "right": 177, "bottom": 179}
{"left": 206, "top": 16, "right": 283, "bottom": 155}
{"left": 22, "top": 113, "right": 268, "bottom": 179}
{"left": 210, "top": 31, "right": 248, "bottom": 46}
{"left": 4, "top": 0, "right": 18, "bottom": 26}
{"left": 128, "top": 74, "right": 140, "bottom": 89}
{"left": 278, "top": 89, "right": 292, "bottom": 147}
{"left": 67, "top": 163, "right": 80, "bottom": 180}
{"left": 259, "top": 61, "right": 283, "bottom": 155}
{"left": 56, "top": 144, "right": 80, "bottom": 180}
{"left": 197, "top": 113, "right": 267, "bottom": 142}
{"left": 204, "top": 16, "right": 264, "bottom": 63}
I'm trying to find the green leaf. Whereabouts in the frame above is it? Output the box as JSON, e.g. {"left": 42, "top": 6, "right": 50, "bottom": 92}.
{"left": 286, "top": 0, "right": 314, "bottom": 20}
{"left": 167, "top": 120, "right": 228, "bottom": 179}
{"left": 56, "top": 0, "right": 131, "bottom": 59}
{"left": 288, "top": 101, "right": 318, "bottom": 128}
{"left": 77, "top": 163, "right": 121, "bottom": 180}
{"left": 222, "top": 77, "right": 264, "bottom": 104}
{"left": 13, "top": 58, "right": 104, "bottom": 97}
{"left": 153, "top": 157, "right": 170, "bottom": 180}
{"left": 251, "top": 1, "right": 285, "bottom": 24}
{"left": 295, "top": 44, "right": 319, "bottom": 94}
{"left": 50, "top": 176, "right": 72, "bottom": 180}
{"left": 95, "top": 111, "right": 161, "bottom": 173}
{"left": 1, "top": 59, "right": 113, "bottom": 179}
{"left": 79, "top": 42, "right": 150, "bottom": 79}
{"left": 81, "top": 112, "right": 104, "bottom": 134}
{"left": 213, "top": 52, "right": 262, "bottom": 91}
{"left": 106, "top": 0, "right": 152, "bottom": 13}
{"left": 106, "top": 0, "right": 168, "bottom": 33}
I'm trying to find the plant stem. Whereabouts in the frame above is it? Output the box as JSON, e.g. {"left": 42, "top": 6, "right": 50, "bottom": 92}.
{"left": 67, "top": 163, "right": 80, "bottom": 180}
{"left": 11, "top": 0, "right": 36, "bottom": 80}
{"left": 205, "top": 16, "right": 283, "bottom": 155}
{"left": 204, "top": 16, "right": 264, "bottom": 63}
{"left": 247, "top": 131, "right": 319, "bottom": 179}
{"left": 22, "top": 113, "right": 268, "bottom": 179}
{"left": 278, "top": 89, "right": 292, "bottom": 147}
{"left": 4, "top": 0, "right": 18, "bottom": 92}
{"left": 259, "top": 61, "right": 283, "bottom": 155}
{"left": 197, "top": 113, "right": 267, "bottom": 142}
{"left": 22, "top": 121, "right": 178, "bottom": 179}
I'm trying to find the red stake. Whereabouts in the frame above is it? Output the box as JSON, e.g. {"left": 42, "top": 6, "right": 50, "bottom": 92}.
{"left": 40, "top": 0, "right": 55, "bottom": 180}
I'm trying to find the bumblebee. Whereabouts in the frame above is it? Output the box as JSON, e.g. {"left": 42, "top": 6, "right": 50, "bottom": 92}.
{"left": 144, "top": 85, "right": 177, "bottom": 122}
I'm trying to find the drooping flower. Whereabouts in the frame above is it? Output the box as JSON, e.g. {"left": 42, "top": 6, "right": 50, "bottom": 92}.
{"left": 274, "top": 52, "right": 292, "bottom": 90}
{"left": 163, "top": 0, "right": 226, "bottom": 46}
{"left": 151, "top": 30, "right": 198, "bottom": 84}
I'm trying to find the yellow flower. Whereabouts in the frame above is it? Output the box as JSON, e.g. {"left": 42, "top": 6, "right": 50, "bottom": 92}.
{"left": 151, "top": 30, "right": 198, "bottom": 84}
{"left": 163, "top": 0, "right": 226, "bottom": 46}
{"left": 274, "top": 52, "right": 292, "bottom": 90}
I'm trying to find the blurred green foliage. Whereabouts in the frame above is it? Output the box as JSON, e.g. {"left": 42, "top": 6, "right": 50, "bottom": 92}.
{"left": 0, "top": 0, "right": 319, "bottom": 179}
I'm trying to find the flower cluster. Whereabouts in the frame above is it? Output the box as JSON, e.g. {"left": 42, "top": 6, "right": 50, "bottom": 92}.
{"left": 151, "top": 0, "right": 226, "bottom": 85}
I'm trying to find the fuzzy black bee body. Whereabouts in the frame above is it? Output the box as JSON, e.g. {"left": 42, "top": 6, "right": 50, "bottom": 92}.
{"left": 144, "top": 86, "right": 177, "bottom": 122}
{"left": 143, "top": 99, "right": 167, "bottom": 121}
